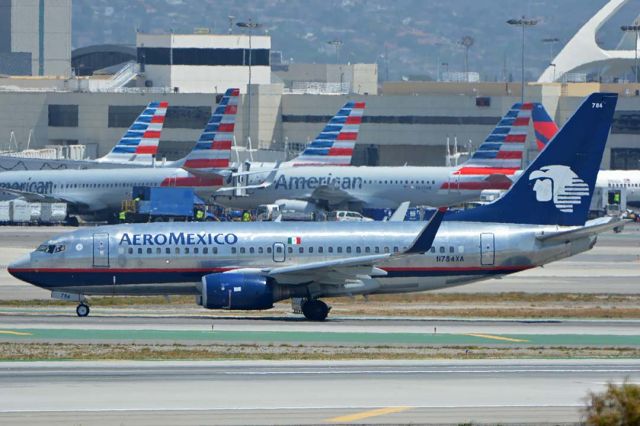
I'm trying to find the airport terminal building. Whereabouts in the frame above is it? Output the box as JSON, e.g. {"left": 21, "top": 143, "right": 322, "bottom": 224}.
{"left": 1, "top": 1, "right": 640, "bottom": 170}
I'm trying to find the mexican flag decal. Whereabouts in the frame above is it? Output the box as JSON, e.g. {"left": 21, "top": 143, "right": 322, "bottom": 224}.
{"left": 287, "top": 236, "right": 301, "bottom": 245}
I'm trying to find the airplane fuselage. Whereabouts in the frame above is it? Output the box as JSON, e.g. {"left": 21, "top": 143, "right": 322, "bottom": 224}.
{"left": 8, "top": 220, "right": 595, "bottom": 299}
{"left": 216, "top": 165, "right": 514, "bottom": 210}
{"left": 0, "top": 168, "right": 223, "bottom": 216}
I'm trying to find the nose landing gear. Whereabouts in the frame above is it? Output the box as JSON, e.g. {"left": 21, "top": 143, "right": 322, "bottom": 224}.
{"left": 75, "top": 303, "right": 90, "bottom": 317}
{"left": 301, "top": 299, "right": 330, "bottom": 321}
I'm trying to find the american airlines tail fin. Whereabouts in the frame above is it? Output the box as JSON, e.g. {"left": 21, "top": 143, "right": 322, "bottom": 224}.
{"left": 291, "top": 101, "right": 366, "bottom": 166}
{"left": 179, "top": 88, "right": 239, "bottom": 174}
{"left": 456, "top": 102, "right": 532, "bottom": 174}
{"left": 532, "top": 103, "right": 560, "bottom": 151}
{"left": 97, "top": 101, "right": 168, "bottom": 164}
{"left": 448, "top": 93, "right": 618, "bottom": 226}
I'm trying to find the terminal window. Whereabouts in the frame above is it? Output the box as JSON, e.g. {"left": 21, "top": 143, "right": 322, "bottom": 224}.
{"left": 611, "top": 148, "right": 640, "bottom": 170}
{"left": 612, "top": 111, "right": 640, "bottom": 134}
{"left": 48, "top": 105, "right": 78, "bottom": 127}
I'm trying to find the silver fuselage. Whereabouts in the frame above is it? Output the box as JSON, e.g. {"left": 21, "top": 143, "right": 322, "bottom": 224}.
{"left": 0, "top": 168, "right": 223, "bottom": 215}
{"left": 9, "top": 220, "right": 595, "bottom": 299}
{"left": 215, "top": 164, "right": 513, "bottom": 210}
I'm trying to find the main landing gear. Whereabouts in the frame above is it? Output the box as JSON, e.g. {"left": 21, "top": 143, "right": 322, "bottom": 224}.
{"left": 301, "top": 299, "right": 330, "bottom": 321}
{"left": 76, "top": 303, "right": 90, "bottom": 317}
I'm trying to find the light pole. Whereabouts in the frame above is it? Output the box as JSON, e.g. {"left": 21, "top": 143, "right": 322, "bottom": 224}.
{"left": 459, "top": 36, "right": 474, "bottom": 82}
{"left": 327, "top": 39, "right": 343, "bottom": 64}
{"left": 542, "top": 38, "right": 559, "bottom": 82}
{"left": 507, "top": 16, "right": 538, "bottom": 103}
{"left": 621, "top": 24, "right": 640, "bottom": 83}
{"left": 237, "top": 19, "right": 262, "bottom": 147}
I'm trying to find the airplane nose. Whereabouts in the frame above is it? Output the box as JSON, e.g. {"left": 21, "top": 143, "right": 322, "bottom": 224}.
{"left": 7, "top": 254, "right": 32, "bottom": 280}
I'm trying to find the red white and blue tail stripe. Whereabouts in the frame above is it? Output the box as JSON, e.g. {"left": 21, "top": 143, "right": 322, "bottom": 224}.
{"left": 457, "top": 102, "right": 532, "bottom": 173}
{"left": 181, "top": 88, "right": 239, "bottom": 173}
{"left": 292, "top": 101, "right": 365, "bottom": 166}
{"left": 532, "top": 103, "right": 559, "bottom": 151}
{"left": 97, "top": 101, "right": 168, "bottom": 164}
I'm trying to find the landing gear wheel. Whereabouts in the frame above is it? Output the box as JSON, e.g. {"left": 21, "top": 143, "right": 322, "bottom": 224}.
{"left": 76, "top": 303, "right": 90, "bottom": 317}
{"left": 301, "top": 299, "right": 330, "bottom": 321}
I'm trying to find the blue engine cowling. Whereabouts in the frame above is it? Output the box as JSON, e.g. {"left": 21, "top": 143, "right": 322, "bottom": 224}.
{"left": 200, "top": 273, "right": 275, "bottom": 310}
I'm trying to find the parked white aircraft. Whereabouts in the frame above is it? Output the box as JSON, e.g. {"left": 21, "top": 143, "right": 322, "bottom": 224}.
{"left": 215, "top": 102, "right": 535, "bottom": 212}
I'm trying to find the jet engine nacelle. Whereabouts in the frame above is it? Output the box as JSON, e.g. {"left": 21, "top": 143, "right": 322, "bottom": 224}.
{"left": 275, "top": 199, "right": 318, "bottom": 213}
{"left": 199, "top": 273, "right": 276, "bottom": 310}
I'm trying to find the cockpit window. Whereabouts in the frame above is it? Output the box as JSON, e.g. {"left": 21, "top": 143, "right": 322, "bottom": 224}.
{"left": 36, "top": 244, "right": 65, "bottom": 254}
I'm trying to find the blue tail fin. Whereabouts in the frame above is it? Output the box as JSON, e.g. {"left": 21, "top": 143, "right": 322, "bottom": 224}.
{"left": 447, "top": 93, "right": 617, "bottom": 226}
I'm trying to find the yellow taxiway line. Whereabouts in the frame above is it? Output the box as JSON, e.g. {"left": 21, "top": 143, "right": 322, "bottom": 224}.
{"left": 326, "top": 406, "right": 410, "bottom": 423}
{"left": 465, "top": 333, "right": 528, "bottom": 343}
{"left": 0, "top": 330, "right": 32, "bottom": 336}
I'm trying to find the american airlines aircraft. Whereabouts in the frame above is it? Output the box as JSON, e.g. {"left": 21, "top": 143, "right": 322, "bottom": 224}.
{"left": 0, "top": 102, "right": 168, "bottom": 172}
{"left": 0, "top": 89, "right": 240, "bottom": 220}
{"left": 8, "top": 93, "right": 621, "bottom": 321}
{"left": 214, "top": 102, "right": 534, "bottom": 212}
{"left": 533, "top": 102, "right": 640, "bottom": 206}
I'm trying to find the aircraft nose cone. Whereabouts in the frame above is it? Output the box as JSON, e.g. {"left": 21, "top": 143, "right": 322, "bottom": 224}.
{"left": 7, "top": 255, "right": 31, "bottom": 281}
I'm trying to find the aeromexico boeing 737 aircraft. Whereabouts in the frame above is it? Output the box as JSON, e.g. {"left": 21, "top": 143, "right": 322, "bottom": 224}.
{"left": 9, "top": 93, "right": 621, "bottom": 321}
{"left": 215, "top": 102, "right": 534, "bottom": 212}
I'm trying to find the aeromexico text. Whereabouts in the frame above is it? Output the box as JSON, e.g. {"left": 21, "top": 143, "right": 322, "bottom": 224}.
{"left": 120, "top": 232, "right": 238, "bottom": 246}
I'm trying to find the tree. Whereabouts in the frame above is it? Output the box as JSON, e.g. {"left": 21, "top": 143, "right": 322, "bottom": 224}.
{"left": 583, "top": 380, "right": 640, "bottom": 425}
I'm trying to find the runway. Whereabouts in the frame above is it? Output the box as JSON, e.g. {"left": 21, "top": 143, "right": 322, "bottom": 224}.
{"left": 1, "top": 224, "right": 639, "bottom": 300}
{"left": 0, "top": 359, "right": 637, "bottom": 424}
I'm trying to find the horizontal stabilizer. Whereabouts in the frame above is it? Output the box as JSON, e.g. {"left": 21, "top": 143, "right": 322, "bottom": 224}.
{"left": 536, "top": 216, "right": 626, "bottom": 243}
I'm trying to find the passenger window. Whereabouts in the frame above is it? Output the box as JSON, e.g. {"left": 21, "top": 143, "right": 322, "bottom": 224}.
{"left": 346, "top": 247, "right": 351, "bottom": 253}
{"left": 165, "top": 248, "right": 170, "bottom": 254}
{"left": 276, "top": 246, "right": 282, "bottom": 253}
{"left": 440, "top": 247, "right": 445, "bottom": 253}
{"left": 175, "top": 247, "right": 180, "bottom": 254}
{"left": 337, "top": 247, "right": 343, "bottom": 253}
{"left": 203, "top": 247, "right": 208, "bottom": 254}
{"left": 268, "top": 247, "right": 273, "bottom": 254}
{"left": 240, "top": 247, "right": 245, "bottom": 254}
{"left": 309, "top": 247, "right": 314, "bottom": 253}
{"left": 231, "top": 247, "right": 236, "bottom": 254}
{"left": 449, "top": 246, "right": 454, "bottom": 253}
{"left": 299, "top": 247, "right": 304, "bottom": 254}
{"left": 250, "top": 247, "right": 255, "bottom": 254}
{"left": 430, "top": 247, "right": 435, "bottom": 253}
{"left": 288, "top": 247, "right": 293, "bottom": 254}
{"left": 128, "top": 247, "right": 133, "bottom": 254}
{"left": 384, "top": 247, "right": 390, "bottom": 253}
{"left": 328, "top": 247, "right": 333, "bottom": 253}
{"left": 194, "top": 247, "right": 199, "bottom": 254}
{"left": 156, "top": 248, "right": 161, "bottom": 254}
{"left": 375, "top": 247, "right": 380, "bottom": 254}
{"left": 258, "top": 247, "right": 263, "bottom": 254}
{"left": 318, "top": 247, "right": 323, "bottom": 253}
{"left": 365, "top": 247, "right": 370, "bottom": 253}
{"left": 184, "top": 248, "right": 190, "bottom": 254}
{"left": 213, "top": 247, "right": 218, "bottom": 254}
{"left": 393, "top": 246, "right": 399, "bottom": 253}
{"left": 147, "top": 248, "right": 152, "bottom": 254}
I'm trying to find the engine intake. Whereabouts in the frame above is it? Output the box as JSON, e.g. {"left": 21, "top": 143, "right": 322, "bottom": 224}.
{"left": 199, "top": 273, "right": 279, "bottom": 310}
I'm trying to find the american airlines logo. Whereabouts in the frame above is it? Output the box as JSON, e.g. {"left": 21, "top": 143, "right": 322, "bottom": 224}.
{"left": 274, "top": 174, "right": 363, "bottom": 191}
{"left": 0, "top": 180, "right": 53, "bottom": 194}
{"left": 529, "top": 165, "right": 590, "bottom": 213}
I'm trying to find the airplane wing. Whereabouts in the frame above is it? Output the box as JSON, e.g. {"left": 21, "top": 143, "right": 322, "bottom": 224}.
{"left": 536, "top": 216, "right": 626, "bottom": 243}
{"left": 0, "top": 187, "right": 97, "bottom": 209}
{"left": 229, "top": 208, "right": 445, "bottom": 286}
{"left": 308, "top": 185, "right": 363, "bottom": 208}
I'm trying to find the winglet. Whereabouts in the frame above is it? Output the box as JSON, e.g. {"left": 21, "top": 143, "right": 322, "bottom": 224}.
{"left": 405, "top": 207, "right": 446, "bottom": 254}
{"left": 387, "top": 201, "right": 410, "bottom": 222}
